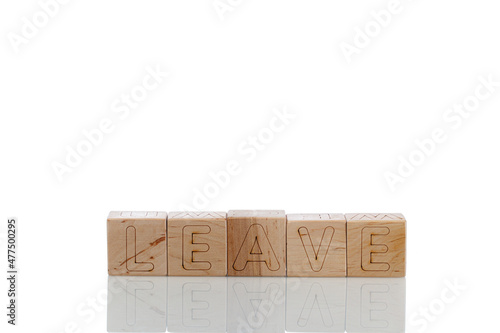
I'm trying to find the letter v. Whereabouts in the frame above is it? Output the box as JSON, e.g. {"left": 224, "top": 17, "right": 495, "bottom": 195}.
{"left": 298, "top": 226, "right": 335, "bottom": 272}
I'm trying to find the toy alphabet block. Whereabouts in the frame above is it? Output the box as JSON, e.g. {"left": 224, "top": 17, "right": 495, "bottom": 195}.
{"left": 346, "top": 213, "right": 406, "bottom": 277}
{"left": 107, "top": 211, "right": 167, "bottom": 276}
{"left": 107, "top": 210, "right": 407, "bottom": 278}
{"left": 227, "top": 210, "right": 286, "bottom": 276}
{"left": 286, "top": 213, "right": 346, "bottom": 277}
{"left": 167, "top": 211, "right": 227, "bottom": 276}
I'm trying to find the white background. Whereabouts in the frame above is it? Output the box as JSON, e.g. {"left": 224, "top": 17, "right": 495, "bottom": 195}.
{"left": 1, "top": 0, "right": 499, "bottom": 332}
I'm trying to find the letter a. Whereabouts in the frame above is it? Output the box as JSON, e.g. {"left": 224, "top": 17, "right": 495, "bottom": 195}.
{"left": 233, "top": 224, "right": 280, "bottom": 271}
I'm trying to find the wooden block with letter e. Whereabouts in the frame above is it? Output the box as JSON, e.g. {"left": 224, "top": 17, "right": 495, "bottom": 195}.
{"left": 346, "top": 213, "right": 406, "bottom": 277}
{"left": 227, "top": 210, "right": 286, "bottom": 276}
{"left": 107, "top": 211, "right": 167, "bottom": 276}
{"left": 167, "top": 211, "right": 227, "bottom": 276}
{"left": 287, "top": 213, "right": 346, "bottom": 277}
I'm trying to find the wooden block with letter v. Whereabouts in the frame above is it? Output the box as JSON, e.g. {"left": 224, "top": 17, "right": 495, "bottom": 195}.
{"left": 167, "top": 211, "right": 227, "bottom": 276}
{"left": 107, "top": 211, "right": 167, "bottom": 276}
{"left": 346, "top": 213, "right": 406, "bottom": 277}
{"left": 287, "top": 213, "right": 346, "bottom": 277}
{"left": 227, "top": 210, "right": 286, "bottom": 276}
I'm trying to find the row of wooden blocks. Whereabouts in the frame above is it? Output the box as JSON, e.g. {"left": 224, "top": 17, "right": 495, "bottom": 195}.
{"left": 107, "top": 210, "right": 406, "bottom": 277}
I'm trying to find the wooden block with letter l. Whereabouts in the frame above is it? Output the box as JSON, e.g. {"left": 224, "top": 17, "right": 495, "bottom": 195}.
{"left": 286, "top": 213, "right": 346, "bottom": 277}
{"left": 167, "top": 211, "right": 227, "bottom": 276}
{"left": 346, "top": 213, "right": 406, "bottom": 277}
{"left": 227, "top": 210, "right": 286, "bottom": 276}
{"left": 107, "top": 211, "right": 167, "bottom": 276}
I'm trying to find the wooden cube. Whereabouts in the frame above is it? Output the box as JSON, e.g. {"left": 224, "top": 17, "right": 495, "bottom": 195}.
{"left": 107, "top": 211, "right": 167, "bottom": 276}
{"left": 227, "top": 210, "right": 286, "bottom": 276}
{"left": 286, "top": 213, "right": 346, "bottom": 277}
{"left": 346, "top": 213, "right": 406, "bottom": 277}
{"left": 167, "top": 211, "right": 227, "bottom": 276}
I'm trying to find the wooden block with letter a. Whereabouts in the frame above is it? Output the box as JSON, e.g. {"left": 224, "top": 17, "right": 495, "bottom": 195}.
{"left": 227, "top": 210, "right": 286, "bottom": 276}
{"left": 167, "top": 211, "right": 227, "bottom": 276}
{"left": 286, "top": 213, "right": 346, "bottom": 277}
{"left": 107, "top": 211, "right": 167, "bottom": 276}
{"left": 346, "top": 213, "right": 406, "bottom": 277}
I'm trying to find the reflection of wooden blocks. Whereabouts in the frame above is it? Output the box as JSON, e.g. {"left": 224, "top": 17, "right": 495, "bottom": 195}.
{"left": 287, "top": 214, "right": 346, "bottom": 277}
{"left": 227, "top": 277, "right": 286, "bottom": 332}
{"left": 346, "top": 214, "right": 406, "bottom": 277}
{"left": 346, "top": 277, "right": 406, "bottom": 331}
{"left": 227, "top": 210, "right": 286, "bottom": 276}
{"left": 107, "top": 276, "right": 167, "bottom": 332}
{"left": 167, "top": 211, "right": 227, "bottom": 276}
{"left": 107, "top": 211, "right": 167, "bottom": 276}
{"left": 286, "top": 277, "right": 346, "bottom": 331}
{"left": 168, "top": 276, "right": 227, "bottom": 332}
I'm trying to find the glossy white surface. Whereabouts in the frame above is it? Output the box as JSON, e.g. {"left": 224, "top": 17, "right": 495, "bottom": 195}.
{"left": 107, "top": 276, "right": 405, "bottom": 332}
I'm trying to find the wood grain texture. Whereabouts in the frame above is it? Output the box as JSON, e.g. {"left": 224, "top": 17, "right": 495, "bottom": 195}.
{"left": 286, "top": 213, "right": 346, "bottom": 277}
{"left": 167, "top": 211, "right": 227, "bottom": 276}
{"left": 227, "top": 210, "right": 286, "bottom": 276}
{"left": 107, "top": 211, "right": 167, "bottom": 276}
{"left": 346, "top": 213, "right": 406, "bottom": 277}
